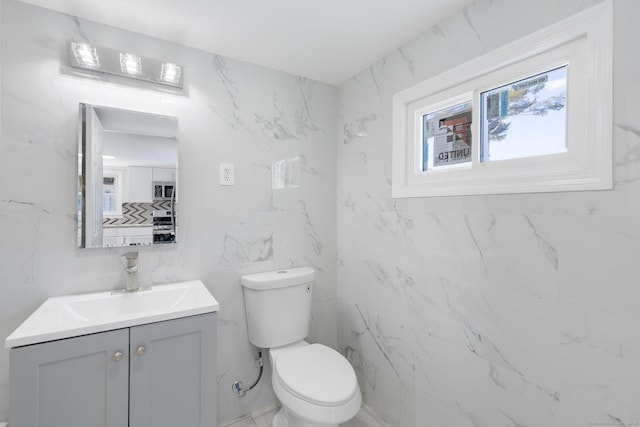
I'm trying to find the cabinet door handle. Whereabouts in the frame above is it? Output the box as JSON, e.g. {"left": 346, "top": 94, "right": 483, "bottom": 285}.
{"left": 112, "top": 351, "right": 124, "bottom": 362}
{"left": 135, "top": 345, "right": 146, "bottom": 356}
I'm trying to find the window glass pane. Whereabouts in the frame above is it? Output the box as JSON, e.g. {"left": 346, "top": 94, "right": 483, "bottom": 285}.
{"left": 103, "top": 176, "right": 117, "bottom": 213}
{"left": 480, "top": 66, "right": 568, "bottom": 162}
{"left": 422, "top": 101, "right": 472, "bottom": 172}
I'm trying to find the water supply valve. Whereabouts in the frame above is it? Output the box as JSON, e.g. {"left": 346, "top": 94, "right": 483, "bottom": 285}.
{"left": 232, "top": 350, "right": 263, "bottom": 398}
{"left": 232, "top": 380, "right": 247, "bottom": 397}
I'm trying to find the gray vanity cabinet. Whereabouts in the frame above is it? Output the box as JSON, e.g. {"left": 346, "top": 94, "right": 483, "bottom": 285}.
{"left": 9, "top": 313, "right": 217, "bottom": 427}
{"left": 129, "top": 313, "right": 217, "bottom": 427}
{"left": 9, "top": 328, "right": 129, "bottom": 427}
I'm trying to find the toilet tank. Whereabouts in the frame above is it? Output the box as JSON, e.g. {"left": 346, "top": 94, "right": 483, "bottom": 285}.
{"left": 240, "top": 267, "right": 314, "bottom": 349}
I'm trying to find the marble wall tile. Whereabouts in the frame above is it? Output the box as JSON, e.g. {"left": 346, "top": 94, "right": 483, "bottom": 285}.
{"left": 3, "top": 0, "right": 639, "bottom": 425}
{"left": 0, "top": 0, "right": 337, "bottom": 423}
{"left": 338, "top": 0, "right": 640, "bottom": 426}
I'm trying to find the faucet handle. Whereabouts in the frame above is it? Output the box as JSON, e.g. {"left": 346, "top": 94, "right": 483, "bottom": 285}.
{"left": 122, "top": 251, "right": 140, "bottom": 292}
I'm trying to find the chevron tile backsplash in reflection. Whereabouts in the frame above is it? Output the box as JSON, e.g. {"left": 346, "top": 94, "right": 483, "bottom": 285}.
{"left": 103, "top": 201, "right": 173, "bottom": 226}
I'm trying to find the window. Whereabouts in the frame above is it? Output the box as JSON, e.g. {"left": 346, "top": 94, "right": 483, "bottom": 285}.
{"left": 422, "top": 101, "right": 472, "bottom": 172}
{"left": 392, "top": 1, "right": 612, "bottom": 198}
{"left": 102, "top": 169, "right": 123, "bottom": 216}
{"left": 480, "top": 66, "right": 568, "bottom": 163}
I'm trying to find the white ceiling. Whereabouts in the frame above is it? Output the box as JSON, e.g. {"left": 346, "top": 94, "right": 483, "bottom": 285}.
{"left": 92, "top": 106, "right": 178, "bottom": 168}
{"left": 20, "top": 0, "right": 474, "bottom": 85}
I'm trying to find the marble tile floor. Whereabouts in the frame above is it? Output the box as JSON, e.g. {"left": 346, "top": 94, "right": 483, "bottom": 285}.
{"left": 223, "top": 404, "right": 390, "bottom": 427}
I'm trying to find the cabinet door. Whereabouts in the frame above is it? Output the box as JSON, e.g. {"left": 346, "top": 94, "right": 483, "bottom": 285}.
{"left": 129, "top": 313, "right": 217, "bottom": 427}
{"left": 152, "top": 167, "right": 176, "bottom": 183}
{"left": 9, "top": 328, "right": 129, "bottom": 427}
{"left": 127, "top": 167, "right": 153, "bottom": 203}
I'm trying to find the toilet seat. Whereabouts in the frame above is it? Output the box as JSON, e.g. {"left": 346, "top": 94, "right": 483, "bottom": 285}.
{"left": 273, "top": 343, "right": 358, "bottom": 407}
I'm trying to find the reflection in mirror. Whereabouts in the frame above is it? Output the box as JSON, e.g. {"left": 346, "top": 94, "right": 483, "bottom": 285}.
{"left": 78, "top": 104, "right": 178, "bottom": 248}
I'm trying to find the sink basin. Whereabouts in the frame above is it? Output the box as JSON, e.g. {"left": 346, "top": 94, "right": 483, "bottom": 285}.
{"left": 62, "top": 286, "right": 199, "bottom": 322}
{"left": 5, "top": 280, "right": 219, "bottom": 348}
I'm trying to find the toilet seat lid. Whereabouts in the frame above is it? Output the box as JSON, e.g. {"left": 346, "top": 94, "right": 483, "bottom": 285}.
{"left": 274, "top": 343, "right": 358, "bottom": 406}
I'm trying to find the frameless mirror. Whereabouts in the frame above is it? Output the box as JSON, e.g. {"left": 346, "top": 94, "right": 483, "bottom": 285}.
{"left": 77, "top": 104, "right": 178, "bottom": 248}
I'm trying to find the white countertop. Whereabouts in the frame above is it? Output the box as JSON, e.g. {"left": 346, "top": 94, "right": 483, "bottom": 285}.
{"left": 5, "top": 280, "right": 219, "bottom": 348}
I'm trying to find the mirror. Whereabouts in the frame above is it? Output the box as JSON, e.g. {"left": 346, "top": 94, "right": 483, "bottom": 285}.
{"left": 77, "top": 104, "right": 178, "bottom": 248}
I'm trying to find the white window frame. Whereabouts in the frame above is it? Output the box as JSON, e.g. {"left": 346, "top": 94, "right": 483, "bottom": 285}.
{"left": 103, "top": 168, "right": 124, "bottom": 217}
{"left": 392, "top": 1, "right": 612, "bottom": 198}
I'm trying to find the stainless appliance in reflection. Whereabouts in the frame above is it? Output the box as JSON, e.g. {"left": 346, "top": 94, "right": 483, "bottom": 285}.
{"left": 152, "top": 209, "right": 176, "bottom": 243}
{"left": 153, "top": 181, "right": 175, "bottom": 201}
{"left": 152, "top": 180, "right": 177, "bottom": 243}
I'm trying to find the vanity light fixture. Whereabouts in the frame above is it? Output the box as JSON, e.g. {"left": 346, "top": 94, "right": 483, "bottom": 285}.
{"left": 69, "top": 41, "right": 184, "bottom": 89}
{"left": 160, "top": 62, "right": 182, "bottom": 85}
{"left": 119, "top": 53, "right": 142, "bottom": 76}
{"left": 71, "top": 42, "right": 100, "bottom": 69}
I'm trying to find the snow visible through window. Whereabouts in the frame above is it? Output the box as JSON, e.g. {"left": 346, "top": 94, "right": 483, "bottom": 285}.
{"left": 480, "top": 66, "right": 568, "bottom": 162}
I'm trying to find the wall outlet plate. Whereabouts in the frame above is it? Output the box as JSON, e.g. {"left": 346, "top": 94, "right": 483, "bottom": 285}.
{"left": 220, "top": 163, "right": 234, "bottom": 186}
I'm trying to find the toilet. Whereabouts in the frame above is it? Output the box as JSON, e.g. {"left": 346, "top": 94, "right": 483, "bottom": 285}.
{"left": 240, "top": 267, "right": 361, "bottom": 427}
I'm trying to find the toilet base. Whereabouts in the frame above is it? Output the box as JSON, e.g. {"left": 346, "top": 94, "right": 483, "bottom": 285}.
{"left": 272, "top": 407, "right": 339, "bottom": 427}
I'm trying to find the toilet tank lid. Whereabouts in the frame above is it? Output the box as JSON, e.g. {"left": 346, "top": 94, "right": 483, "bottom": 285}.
{"left": 240, "top": 267, "right": 315, "bottom": 290}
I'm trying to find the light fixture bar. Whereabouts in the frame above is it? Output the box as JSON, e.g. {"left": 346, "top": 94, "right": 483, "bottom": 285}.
{"left": 69, "top": 41, "right": 184, "bottom": 88}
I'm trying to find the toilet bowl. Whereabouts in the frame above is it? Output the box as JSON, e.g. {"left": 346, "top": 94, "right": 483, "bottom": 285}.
{"left": 270, "top": 341, "right": 361, "bottom": 427}
{"left": 240, "top": 267, "right": 362, "bottom": 427}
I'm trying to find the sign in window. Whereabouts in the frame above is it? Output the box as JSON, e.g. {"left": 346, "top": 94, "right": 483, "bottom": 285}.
{"left": 480, "top": 66, "right": 568, "bottom": 162}
{"left": 422, "top": 101, "right": 472, "bottom": 172}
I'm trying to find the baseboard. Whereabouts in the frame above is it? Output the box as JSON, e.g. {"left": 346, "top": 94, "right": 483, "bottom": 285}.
{"left": 221, "top": 404, "right": 279, "bottom": 427}
{"left": 359, "top": 403, "right": 392, "bottom": 427}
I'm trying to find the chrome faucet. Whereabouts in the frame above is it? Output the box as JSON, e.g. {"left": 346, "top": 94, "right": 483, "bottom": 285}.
{"left": 123, "top": 252, "right": 139, "bottom": 292}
